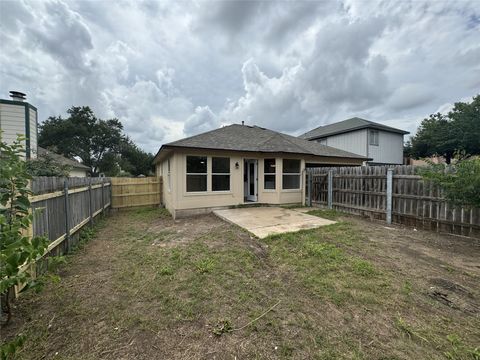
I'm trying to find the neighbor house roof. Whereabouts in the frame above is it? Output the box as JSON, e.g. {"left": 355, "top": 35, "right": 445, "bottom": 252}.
{"left": 154, "top": 124, "right": 369, "bottom": 162}
{"left": 300, "top": 117, "right": 410, "bottom": 140}
{"left": 37, "top": 147, "right": 90, "bottom": 170}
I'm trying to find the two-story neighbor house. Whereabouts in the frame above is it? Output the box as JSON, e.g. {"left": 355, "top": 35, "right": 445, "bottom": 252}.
{"left": 300, "top": 117, "right": 409, "bottom": 165}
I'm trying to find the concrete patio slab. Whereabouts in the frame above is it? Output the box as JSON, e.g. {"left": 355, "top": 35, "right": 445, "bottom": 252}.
{"left": 213, "top": 207, "right": 336, "bottom": 238}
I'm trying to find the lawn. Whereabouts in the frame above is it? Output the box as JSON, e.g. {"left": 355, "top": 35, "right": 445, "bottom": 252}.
{"left": 2, "top": 207, "right": 479, "bottom": 359}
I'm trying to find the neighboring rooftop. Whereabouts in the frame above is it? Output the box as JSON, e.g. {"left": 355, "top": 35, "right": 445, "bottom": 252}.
{"left": 37, "top": 147, "right": 90, "bottom": 170}
{"left": 155, "top": 124, "right": 368, "bottom": 162}
{"left": 300, "top": 117, "right": 410, "bottom": 140}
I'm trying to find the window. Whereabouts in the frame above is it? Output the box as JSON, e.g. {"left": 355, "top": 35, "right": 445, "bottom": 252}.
{"left": 186, "top": 156, "right": 207, "bottom": 192}
{"left": 212, "top": 157, "right": 230, "bottom": 191}
{"left": 167, "top": 159, "right": 171, "bottom": 191}
{"left": 369, "top": 130, "right": 379, "bottom": 146}
{"left": 282, "top": 159, "right": 300, "bottom": 189}
{"left": 264, "top": 158, "right": 276, "bottom": 190}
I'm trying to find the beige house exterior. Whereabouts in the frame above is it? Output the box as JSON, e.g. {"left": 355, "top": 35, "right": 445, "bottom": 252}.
{"left": 154, "top": 124, "right": 366, "bottom": 218}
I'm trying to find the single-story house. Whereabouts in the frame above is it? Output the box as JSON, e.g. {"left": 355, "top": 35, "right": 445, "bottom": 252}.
{"left": 37, "top": 146, "right": 90, "bottom": 177}
{"left": 153, "top": 124, "right": 368, "bottom": 218}
{"left": 300, "top": 117, "right": 409, "bottom": 165}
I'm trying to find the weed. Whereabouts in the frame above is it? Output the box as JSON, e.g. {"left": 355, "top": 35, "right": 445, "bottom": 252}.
{"left": 402, "top": 280, "right": 413, "bottom": 296}
{"left": 195, "top": 258, "right": 216, "bottom": 273}
{"left": 394, "top": 316, "right": 428, "bottom": 343}
{"left": 444, "top": 334, "right": 480, "bottom": 360}
{"left": 351, "top": 259, "right": 377, "bottom": 277}
{"left": 159, "top": 266, "right": 174, "bottom": 276}
{"left": 212, "top": 319, "right": 233, "bottom": 336}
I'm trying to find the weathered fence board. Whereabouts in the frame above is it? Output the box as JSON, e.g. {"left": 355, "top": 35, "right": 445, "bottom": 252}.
{"left": 111, "top": 177, "right": 162, "bottom": 209}
{"left": 308, "top": 166, "right": 480, "bottom": 238}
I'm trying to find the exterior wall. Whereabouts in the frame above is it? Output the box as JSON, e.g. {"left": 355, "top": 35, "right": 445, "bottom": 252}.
{"left": 69, "top": 168, "right": 88, "bottom": 177}
{"left": 0, "top": 103, "right": 26, "bottom": 147}
{"left": 368, "top": 130, "right": 404, "bottom": 164}
{"left": 0, "top": 101, "right": 38, "bottom": 159}
{"left": 29, "top": 107, "right": 38, "bottom": 159}
{"left": 316, "top": 129, "right": 368, "bottom": 157}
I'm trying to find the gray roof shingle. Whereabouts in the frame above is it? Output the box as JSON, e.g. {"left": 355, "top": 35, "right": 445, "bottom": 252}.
{"left": 300, "top": 117, "right": 409, "bottom": 140}
{"left": 158, "top": 124, "right": 367, "bottom": 160}
{"left": 37, "top": 147, "right": 90, "bottom": 170}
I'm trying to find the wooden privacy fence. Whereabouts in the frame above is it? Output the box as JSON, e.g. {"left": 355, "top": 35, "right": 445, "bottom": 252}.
{"left": 30, "top": 177, "right": 111, "bottom": 257}
{"left": 111, "top": 177, "right": 162, "bottom": 209}
{"left": 306, "top": 166, "right": 480, "bottom": 238}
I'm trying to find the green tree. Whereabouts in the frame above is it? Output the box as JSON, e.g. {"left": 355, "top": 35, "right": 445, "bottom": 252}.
{"left": 38, "top": 106, "right": 124, "bottom": 175}
{"left": 409, "top": 95, "right": 480, "bottom": 163}
{"left": 119, "top": 139, "right": 154, "bottom": 176}
{"left": 26, "top": 151, "right": 72, "bottom": 177}
{"left": 1, "top": 135, "right": 48, "bottom": 326}
{"left": 419, "top": 155, "right": 480, "bottom": 208}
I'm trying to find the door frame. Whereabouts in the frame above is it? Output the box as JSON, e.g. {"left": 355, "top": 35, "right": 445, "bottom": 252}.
{"left": 244, "top": 159, "right": 258, "bottom": 202}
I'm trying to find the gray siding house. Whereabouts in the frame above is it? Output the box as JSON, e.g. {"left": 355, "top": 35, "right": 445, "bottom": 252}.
{"left": 300, "top": 117, "right": 409, "bottom": 165}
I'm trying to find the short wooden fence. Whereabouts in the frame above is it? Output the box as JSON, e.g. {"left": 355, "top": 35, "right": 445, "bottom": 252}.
{"left": 111, "top": 177, "right": 162, "bottom": 209}
{"left": 306, "top": 166, "right": 480, "bottom": 238}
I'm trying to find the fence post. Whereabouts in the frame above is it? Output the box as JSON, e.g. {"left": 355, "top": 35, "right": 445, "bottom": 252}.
{"left": 386, "top": 168, "right": 393, "bottom": 224}
{"left": 88, "top": 177, "right": 93, "bottom": 226}
{"left": 101, "top": 178, "right": 105, "bottom": 215}
{"left": 306, "top": 171, "right": 311, "bottom": 207}
{"left": 64, "top": 179, "right": 70, "bottom": 252}
{"left": 328, "top": 169, "right": 333, "bottom": 209}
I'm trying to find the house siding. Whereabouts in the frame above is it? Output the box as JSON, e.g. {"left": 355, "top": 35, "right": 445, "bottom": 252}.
{"left": 316, "top": 129, "right": 368, "bottom": 157}
{"left": 368, "top": 130, "right": 404, "bottom": 164}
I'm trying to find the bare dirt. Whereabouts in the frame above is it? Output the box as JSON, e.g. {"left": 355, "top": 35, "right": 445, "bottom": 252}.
{"left": 1, "top": 207, "right": 479, "bottom": 359}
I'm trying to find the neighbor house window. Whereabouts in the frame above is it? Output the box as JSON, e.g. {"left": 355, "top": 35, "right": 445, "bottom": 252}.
{"left": 282, "top": 159, "right": 300, "bottom": 189}
{"left": 212, "top": 157, "right": 230, "bottom": 191}
{"left": 264, "top": 158, "right": 276, "bottom": 190}
{"left": 167, "top": 158, "right": 171, "bottom": 192}
{"left": 186, "top": 155, "right": 207, "bottom": 192}
{"left": 369, "top": 130, "right": 379, "bottom": 146}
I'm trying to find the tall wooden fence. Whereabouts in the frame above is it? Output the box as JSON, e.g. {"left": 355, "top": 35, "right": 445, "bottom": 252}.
{"left": 307, "top": 166, "right": 480, "bottom": 238}
{"left": 111, "top": 177, "right": 162, "bottom": 209}
{"left": 30, "top": 177, "right": 111, "bottom": 259}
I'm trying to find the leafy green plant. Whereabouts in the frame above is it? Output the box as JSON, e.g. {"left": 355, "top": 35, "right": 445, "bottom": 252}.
{"left": 419, "top": 155, "right": 480, "bottom": 208}
{"left": 1, "top": 135, "right": 48, "bottom": 326}
{"left": 0, "top": 334, "right": 26, "bottom": 360}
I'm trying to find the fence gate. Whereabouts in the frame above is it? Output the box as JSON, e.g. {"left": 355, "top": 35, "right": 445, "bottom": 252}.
{"left": 111, "top": 177, "right": 162, "bottom": 209}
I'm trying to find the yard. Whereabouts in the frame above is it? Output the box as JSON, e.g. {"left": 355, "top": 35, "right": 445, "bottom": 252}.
{"left": 2, "top": 208, "right": 479, "bottom": 359}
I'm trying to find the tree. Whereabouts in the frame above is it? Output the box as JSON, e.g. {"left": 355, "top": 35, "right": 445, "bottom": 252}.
{"left": 1, "top": 136, "right": 48, "bottom": 326}
{"left": 26, "top": 150, "right": 72, "bottom": 177}
{"left": 38, "top": 106, "right": 124, "bottom": 176}
{"left": 119, "top": 139, "right": 154, "bottom": 176}
{"left": 419, "top": 155, "right": 480, "bottom": 208}
{"left": 409, "top": 95, "right": 480, "bottom": 163}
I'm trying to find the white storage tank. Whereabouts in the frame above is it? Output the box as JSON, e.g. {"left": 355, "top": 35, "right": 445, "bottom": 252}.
{"left": 0, "top": 91, "right": 38, "bottom": 159}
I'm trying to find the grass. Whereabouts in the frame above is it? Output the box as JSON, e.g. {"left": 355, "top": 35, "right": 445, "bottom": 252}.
{"left": 3, "top": 208, "right": 480, "bottom": 359}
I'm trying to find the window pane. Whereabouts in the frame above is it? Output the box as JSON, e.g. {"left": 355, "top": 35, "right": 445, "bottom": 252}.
{"left": 212, "top": 157, "right": 230, "bottom": 173}
{"left": 264, "top": 175, "right": 275, "bottom": 189}
{"left": 264, "top": 158, "right": 276, "bottom": 173}
{"left": 187, "top": 175, "right": 207, "bottom": 192}
{"left": 283, "top": 159, "right": 300, "bottom": 173}
{"left": 187, "top": 156, "right": 207, "bottom": 173}
{"left": 212, "top": 175, "right": 230, "bottom": 191}
{"left": 283, "top": 175, "right": 300, "bottom": 189}
{"left": 370, "top": 130, "right": 379, "bottom": 146}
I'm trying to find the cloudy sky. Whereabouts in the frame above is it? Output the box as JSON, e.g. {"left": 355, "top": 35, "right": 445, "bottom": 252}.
{"left": 1, "top": 0, "right": 479, "bottom": 153}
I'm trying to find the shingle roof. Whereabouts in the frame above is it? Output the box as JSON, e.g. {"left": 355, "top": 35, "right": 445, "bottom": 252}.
{"left": 156, "top": 124, "right": 368, "bottom": 161}
{"left": 300, "top": 117, "right": 409, "bottom": 140}
{"left": 37, "top": 147, "right": 90, "bottom": 170}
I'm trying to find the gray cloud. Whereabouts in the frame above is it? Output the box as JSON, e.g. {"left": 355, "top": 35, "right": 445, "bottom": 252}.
{"left": 1, "top": 0, "right": 479, "bottom": 153}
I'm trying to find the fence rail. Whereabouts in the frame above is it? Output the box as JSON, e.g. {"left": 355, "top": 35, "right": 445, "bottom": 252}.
{"left": 307, "top": 166, "right": 480, "bottom": 239}
{"left": 111, "top": 177, "right": 162, "bottom": 209}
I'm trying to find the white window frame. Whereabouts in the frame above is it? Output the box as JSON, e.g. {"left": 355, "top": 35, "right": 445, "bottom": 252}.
{"left": 211, "top": 157, "right": 230, "bottom": 192}
{"left": 282, "top": 159, "right": 301, "bottom": 190}
{"left": 264, "top": 158, "right": 276, "bottom": 190}
{"left": 186, "top": 155, "right": 208, "bottom": 193}
{"left": 369, "top": 130, "right": 379, "bottom": 146}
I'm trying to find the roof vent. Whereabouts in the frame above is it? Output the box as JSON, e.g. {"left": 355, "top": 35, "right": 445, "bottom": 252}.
{"left": 9, "top": 91, "right": 26, "bottom": 101}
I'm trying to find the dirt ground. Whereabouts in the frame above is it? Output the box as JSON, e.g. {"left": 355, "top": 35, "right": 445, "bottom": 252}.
{"left": 1, "top": 207, "right": 479, "bottom": 359}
